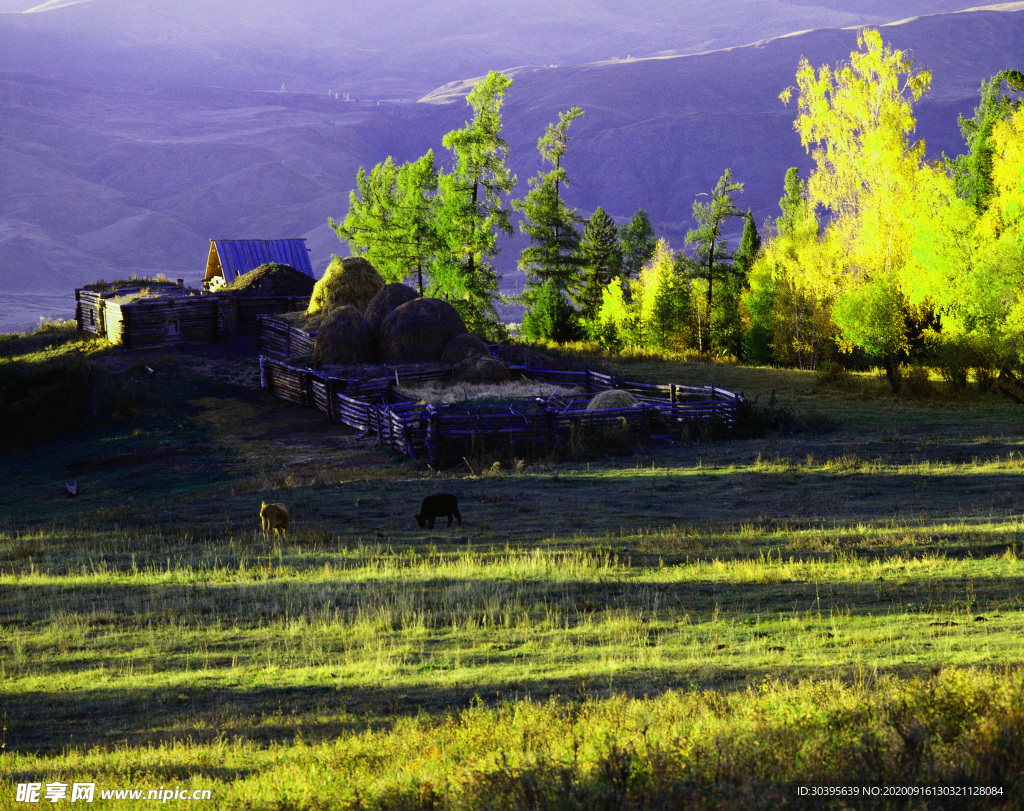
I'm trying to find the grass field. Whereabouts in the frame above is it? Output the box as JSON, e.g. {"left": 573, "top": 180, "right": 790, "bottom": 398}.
{"left": 2, "top": 326, "right": 1023, "bottom": 809}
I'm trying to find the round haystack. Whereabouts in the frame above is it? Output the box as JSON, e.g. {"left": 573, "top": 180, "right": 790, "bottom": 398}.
{"left": 586, "top": 389, "right": 638, "bottom": 410}
{"left": 307, "top": 256, "right": 385, "bottom": 319}
{"left": 441, "top": 333, "right": 490, "bottom": 363}
{"left": 312, "top": 305, "right": 377, "bottom": 366}
{"left": 364, "top": 283, "right": 420, "bottom": 334}
{"left": 379, "top": 297, "right": 468, "bottom": 363}
{"left": 219, "top": 263, "right": 315, "bottom": 296}
{"left": 453, "top": 355, "right": 513, "bottom": 385}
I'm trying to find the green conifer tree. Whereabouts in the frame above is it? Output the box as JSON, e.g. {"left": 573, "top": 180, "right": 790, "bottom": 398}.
{"left": 330, "top": 153, "right": 441, "bottom": 292}
{"left": 684, "top": 169, "right": 744, "bottom": 353}
{"left": 949, "top": 70, "right": 1024, "bottom": 214}
{"left": 397, "top": 151, "right": 441, "bottom": 295}
{"left": 577, "top": 207, "right": 623, "bottom": 326}
{"left": 619, "top": 210, "right": 657, "bottom": 280}
{"left": 516, "top": 108, "right": 585, "bottom": 307}
{"left": 330, "top": 157, "right": 406, "bottom": 281}
{"left": 435, "top": 71, "right": 516, "bottom": 336}
{"left": 734, "top": 209, "right": 761, "bottom": 282}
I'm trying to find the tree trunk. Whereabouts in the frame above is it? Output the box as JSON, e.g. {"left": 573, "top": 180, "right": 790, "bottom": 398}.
{"left": 883, "top": 358, "right": 901, "bottom": 395}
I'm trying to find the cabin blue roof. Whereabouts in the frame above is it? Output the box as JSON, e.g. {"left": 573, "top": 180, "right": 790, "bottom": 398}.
{"left": 209, "top": 239, "right": 314, "bottom": 282}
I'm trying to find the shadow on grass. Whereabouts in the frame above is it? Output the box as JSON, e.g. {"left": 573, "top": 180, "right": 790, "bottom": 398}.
{"left": 3, "top": 572, "right": 1023, "bottom": 633}
{"left": 10, "top": 660, "right": 1022, "bottom": 755}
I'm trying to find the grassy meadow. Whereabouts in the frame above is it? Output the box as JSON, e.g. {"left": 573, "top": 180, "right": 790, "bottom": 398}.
{"left": 2, "top": 325, "right": 1024, "bottom": 808}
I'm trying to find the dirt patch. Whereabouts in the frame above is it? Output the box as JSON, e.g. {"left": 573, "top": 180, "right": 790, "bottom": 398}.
{"left": 66, "top": 445, "right": 189, "bottom": 475}
{"left": 92, "top": 335, "right": 262, "bottom": 387}
{"left": 236, "top": 390, "right": 367, "bottom": 452}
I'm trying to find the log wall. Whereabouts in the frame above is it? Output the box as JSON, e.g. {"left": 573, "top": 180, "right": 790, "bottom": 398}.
{"left": 74, "top": 290, "right": 308, "bottom": 350}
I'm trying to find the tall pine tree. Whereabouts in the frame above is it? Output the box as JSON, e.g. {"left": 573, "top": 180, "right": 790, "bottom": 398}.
{"left": 435, "top": 71, "right": 516, "bottom": 336}
{"left": 516, "top": 108, "right": 585, "bottom": 315}
{"left": 734, "top": 209, "right": 761, "bottom": 281}
{"left": 684, "top": 169, "right": 744, "bottom": 353}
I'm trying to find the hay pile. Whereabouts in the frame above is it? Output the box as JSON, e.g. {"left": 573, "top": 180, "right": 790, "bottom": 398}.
{"left": 306, "top": 256, "right": 385, "bottom": 323}
{"left": 453, "top": 355, "right": 512, "bottom": 384}
{"left": 364, "top": 283, "right": 420, "bottom": 333}
{"left": 441, "top": 333, "right": 490, "bottom": 363}
{"left": 219, "top": 263, "right": 315, "bottom": 296}
{"left": 312, "top": 306, "right": 376, "bottom": 365}
{"left": 586, "top": 389, "right": 638, "bottom": 410}
{"left": 379, "top": 297, "right": 467, "bottom": 364}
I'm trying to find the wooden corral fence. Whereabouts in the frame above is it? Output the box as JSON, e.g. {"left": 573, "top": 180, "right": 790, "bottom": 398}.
{"left": 77, "top": 290, "right": 308, "bottom": 350}
{"left": 259, "top": 354, "right": 747, "bottom": 467}
{"left": 256, "top": 315, "right": 316, "bottom": 358}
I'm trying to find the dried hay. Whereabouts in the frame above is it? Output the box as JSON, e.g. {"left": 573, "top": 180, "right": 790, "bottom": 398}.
{"left": 312, "top": 305, "right": 376, "bottom": 366}
{"left": 586, "top": 389, "right": 638, "bottom": 410}
{"left": 307, "top": 256, "right": 385, "bottom": 318}
{"left": 398, "top": 379, "right": 583, "bottom": 405}
{"left": 364, "top": 283, "right": 420, "bottom": 334}
{"left": 219, "top": 263, "right": 315, "bottom": 296}
{"left": 277, "top": 309, "right": 322, "bottom": 333}
{"left": 441, "top": 333, "right": 490, "bottom": 363}
{"left": 453, "top": 355, "right": 512, "bottom": 385}
{"left": 379, "top": 297, "right": 467, "bottom": 363}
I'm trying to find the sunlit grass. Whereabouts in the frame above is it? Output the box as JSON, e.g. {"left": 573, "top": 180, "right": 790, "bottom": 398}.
{"left": 4, "top": 328, "right": 1024, "bottom": 807}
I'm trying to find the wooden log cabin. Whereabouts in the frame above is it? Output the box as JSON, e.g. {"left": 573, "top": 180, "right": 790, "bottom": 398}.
{"left": 75, "top": 239, "right": 316, "bottom": 349}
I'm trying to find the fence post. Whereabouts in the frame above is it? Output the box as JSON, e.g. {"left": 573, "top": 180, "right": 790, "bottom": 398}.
{"left": 426, "top": 407, "right": 440, "bottom": 467}
{"left": 585, "top": 365, "right": 591, "bottom": 393}
{"left": 671, "top": 383, "right": 677, "bottom": 404}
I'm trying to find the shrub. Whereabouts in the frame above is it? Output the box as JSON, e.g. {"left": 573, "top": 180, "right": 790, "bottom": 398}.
{"left": 733, "top": 391, "right": 804, "bottom": 437}
{"left": 815, "top": 359, "right": 856, "bottom": 389}
{"left": 901, "top": 364, "right": 935, "bottom": 398}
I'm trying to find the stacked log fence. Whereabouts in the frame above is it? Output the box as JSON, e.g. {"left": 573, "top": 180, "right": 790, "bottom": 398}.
{"left": 255, "top": 316, "right": 316, "bottom": 358}
{"left": 260, "top": 354, "right": 746, "bottom": 467}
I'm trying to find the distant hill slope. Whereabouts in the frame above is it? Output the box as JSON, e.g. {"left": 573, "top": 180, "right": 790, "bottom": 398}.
{"left": 0, "top": 0, "right": 985, "bottom": 96}
{"left": 1, "top": 2, "right": 1023, "bottom": 332}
